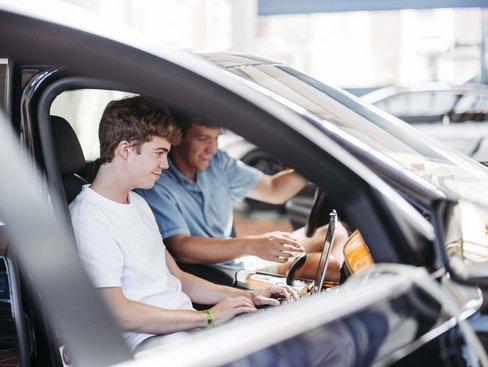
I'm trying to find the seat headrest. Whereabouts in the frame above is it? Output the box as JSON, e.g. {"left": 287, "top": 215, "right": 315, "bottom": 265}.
{"left": 51, "top": 116, "right": 86, "bottom": 176}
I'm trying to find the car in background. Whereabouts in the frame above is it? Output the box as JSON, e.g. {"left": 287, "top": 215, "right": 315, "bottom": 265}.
{"left": 2, "top": 3, "right": 488, "bottom": 367}
{"left": 362, "top": 83, "right": 488, "bottom": 162}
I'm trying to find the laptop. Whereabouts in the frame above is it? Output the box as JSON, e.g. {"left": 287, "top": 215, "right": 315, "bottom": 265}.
{"left": 235, "top": 209, "right": 339, "bottom": 297}
{"left": 310, "top": 209, "right": 338, "bottom": 295}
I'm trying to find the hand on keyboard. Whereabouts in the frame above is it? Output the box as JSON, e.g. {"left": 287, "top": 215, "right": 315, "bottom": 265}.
{"left": 250, "top": 284, "right": 299, "bottom": 308}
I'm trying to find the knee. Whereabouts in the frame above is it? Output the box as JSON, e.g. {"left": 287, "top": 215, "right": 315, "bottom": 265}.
{"left": 297, "top": 253, "right": 341, "bottom": 283}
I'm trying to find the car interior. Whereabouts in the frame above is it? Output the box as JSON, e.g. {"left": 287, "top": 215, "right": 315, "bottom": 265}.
{"left": 45, "top": 83, "right": 394, "bottom": 291}
{"left": 45, "top": 85, "right": 373, "bottom": 284}
{"left": 50, "top": 115, "right": 88, "bottom": 204}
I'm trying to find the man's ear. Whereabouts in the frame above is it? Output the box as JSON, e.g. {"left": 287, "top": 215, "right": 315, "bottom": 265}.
{"left": 115, "top": 140, "right": 131, "bottom": 160}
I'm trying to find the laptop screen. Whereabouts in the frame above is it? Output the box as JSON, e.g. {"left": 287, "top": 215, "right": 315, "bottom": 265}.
{"left": 312, "top": 210, "right": 337, "bottom": 294}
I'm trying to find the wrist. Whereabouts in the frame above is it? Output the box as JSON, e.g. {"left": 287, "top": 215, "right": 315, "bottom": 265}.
{"left": 202, "top": 309, "right": 214, "bottom": 329}
{"left": 244, "top": 289, "right": 256, "bottom": 303}
{"left": 243, "top": 236, "right": 258, "bottom": 256}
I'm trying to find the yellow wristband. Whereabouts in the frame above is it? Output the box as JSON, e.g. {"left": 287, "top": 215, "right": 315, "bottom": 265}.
{"left": 203, "top": 309, "right": 213, "bottom": 329}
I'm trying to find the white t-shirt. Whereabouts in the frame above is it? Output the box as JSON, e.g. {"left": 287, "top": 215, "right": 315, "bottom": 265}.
{"left": 69, "top": 185, "right": 193, "bottom": 351}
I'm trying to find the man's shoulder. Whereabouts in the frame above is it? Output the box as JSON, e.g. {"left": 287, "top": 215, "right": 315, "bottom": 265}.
{"left": 129, "top": 191, "right": 161, "bottom": 211}
{"left": 157, "top": 170, "right": 179, "bottom": 185}
{"left": 69, "top": 185, "right": 92, "bottom": 212}
{"left": 206, "top": 150, "right": 235, "bottom": 174}
{"left": 209, "top": 150, "right": 259, "bottom": 179}
{"left": 212, "top": 149, "right": 234, "bottom": 164}
{"left": 137, "top": 175, "right": 182, "bottom": 203}
{"left": 69, "top": 186, "right": 103, "bottom": 225}
{"left": 128, "top": 190, "right": 146, "bottom": 205}
{"left": 69, "top": 185, "right": 122, "bottom": 217}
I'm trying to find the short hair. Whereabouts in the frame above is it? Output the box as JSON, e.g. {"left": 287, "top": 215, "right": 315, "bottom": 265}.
{"left": 170, "top": 109, "right": 220, "bottom": 137}
{"left": 99, "top": 96, "right": 181, "bottom": 163}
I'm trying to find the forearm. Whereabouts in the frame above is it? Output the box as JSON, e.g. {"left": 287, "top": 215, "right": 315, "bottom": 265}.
{"left": 269, "top": 170, "right": 307, "bottom": 204}
{"left": 179, "top": 270, "right": 252, "bottom": 305}
{"left": 167, "top": 250, "right": 253, "bottom": 306}
{"left": 101, "top": 289, "right": 207, "bottom": 334}
{"left": 166, "top": 235, "right": 256, "bottom": 264}
{"left": 248, "top": 169, "right": 307, "bottom": 205}
{"left": 167, "top": 231, "right": 303, "bottom": 264}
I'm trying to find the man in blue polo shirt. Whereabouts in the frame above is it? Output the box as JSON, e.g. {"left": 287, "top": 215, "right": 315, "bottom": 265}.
{"left": 137, "top": 115, "right": 346, "bottom": 281}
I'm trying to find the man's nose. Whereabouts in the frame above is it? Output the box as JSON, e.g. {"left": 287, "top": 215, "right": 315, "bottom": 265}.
{"left": 207, "top": 138, "right": 218, "bottom": 154}
{"left": 159, "top": 155, "right": 169, "bottom": 169}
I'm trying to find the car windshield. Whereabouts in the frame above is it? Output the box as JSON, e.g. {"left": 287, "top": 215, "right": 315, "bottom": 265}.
{"left": 213, "top": 56, "right": 488, "bottom": 205}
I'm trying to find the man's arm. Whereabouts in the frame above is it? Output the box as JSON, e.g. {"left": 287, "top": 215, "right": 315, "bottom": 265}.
{"left": 166, "top": 232, "right": 304, "bottom": 264}
{"left": 166, "top": 250, "right": 251, "bottom": 303}
{"left": 246, "top": 169, "right": 307, "bottom": 205}
{"left": 100, "top": 287, "right": 210, "bottom": 334}
{"left": 99, "top": 251, "right": 296, "bottom": 334}
{"left": 165, "top": 250, "right": 297, "bottom": 306}
{"left": 100, "top": 286, "right": 265, "bottom": 333}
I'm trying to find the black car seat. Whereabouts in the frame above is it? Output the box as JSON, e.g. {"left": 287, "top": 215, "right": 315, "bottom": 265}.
{"left": 40, "top": 116, "right": 87, "bottom": 365}
{"left": 50, "top": 115, "right": 88, "bottom": 203}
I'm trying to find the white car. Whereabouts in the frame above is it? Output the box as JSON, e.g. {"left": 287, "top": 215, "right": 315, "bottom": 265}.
{"left": 362, "top": 83, "right": 488, "bottom": 162}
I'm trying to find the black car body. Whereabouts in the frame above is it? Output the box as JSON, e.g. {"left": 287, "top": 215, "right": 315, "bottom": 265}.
{"left": 0, "top": 3, "right": 488, "bottom": 367}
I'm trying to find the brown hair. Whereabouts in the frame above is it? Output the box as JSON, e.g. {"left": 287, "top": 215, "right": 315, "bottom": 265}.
{"left": 170, "top": 109, "right": 220, "bottom": 138}
{"left": 99, "top": 96, "right": 181, "bottom": 163}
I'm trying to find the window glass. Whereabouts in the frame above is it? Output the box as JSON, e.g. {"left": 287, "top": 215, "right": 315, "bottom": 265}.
{"left": 50, "top": 90, "right": 136, "bottom": 161}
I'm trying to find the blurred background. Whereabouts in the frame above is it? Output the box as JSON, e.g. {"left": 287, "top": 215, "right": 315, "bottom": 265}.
{"left": 61, "top": 0, "right": 486, "bottom": 92}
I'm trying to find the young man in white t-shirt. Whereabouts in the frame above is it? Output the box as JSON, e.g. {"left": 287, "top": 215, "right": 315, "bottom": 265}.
{"left": 69, "top": 96, "right": 296, "bottom": 352}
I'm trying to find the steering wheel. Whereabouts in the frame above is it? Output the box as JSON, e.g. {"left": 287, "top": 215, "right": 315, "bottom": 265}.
{"left": 304, "top": 187, "right": 330, "bottom": 237}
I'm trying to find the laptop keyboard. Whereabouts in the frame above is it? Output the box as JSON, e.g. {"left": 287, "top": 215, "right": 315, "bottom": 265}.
{"left": 239, "top": 296, "right": 301, "bottom": 317}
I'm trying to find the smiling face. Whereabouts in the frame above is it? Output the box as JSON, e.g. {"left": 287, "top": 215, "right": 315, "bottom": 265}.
{"left": 127, "top": 136, "right": 171, "bottom": 189}
{"left": 171, "top": 123, "right": 222, "bottom": 181}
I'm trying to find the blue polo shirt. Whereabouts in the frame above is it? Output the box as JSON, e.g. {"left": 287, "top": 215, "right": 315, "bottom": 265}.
{"left": 137, "top": 150, "right": 263, "bottom": 239}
